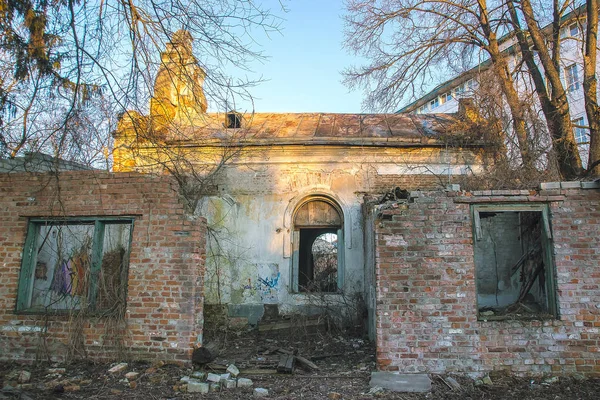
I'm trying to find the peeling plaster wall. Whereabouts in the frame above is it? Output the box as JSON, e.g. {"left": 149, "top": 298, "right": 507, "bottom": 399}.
{"left": 199, "top": 145, "right": 476, "bottom": 323}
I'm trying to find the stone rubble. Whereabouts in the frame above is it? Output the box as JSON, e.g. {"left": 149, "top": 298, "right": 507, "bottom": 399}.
{"left": 191, "top": 371, "right": 206, "bottom": 379}
{"left": 17, "top": 371, "right": 31, "bottom": 384}
{"left": 237, "top": 378, "right": 254, "bottom": 388}
{"left": 206, "top": 372, "right": 221, "bottom": 383}
{"left": 124, "top": 372, "right": 139, "bottom": 381}
{"left": 107, "top": 363, "right": 128, "bottom": 374}
{"left": 226, "top": 364, "right": 240, "bottom": 377}
{"left": 220, "top": 372, "right": 231, "bottom": 381}
{"left": 172, "top": 370, "right": 254, "bottom": 394}
{"left": 223, "top": 379, "right": 237, "bottom": 389}
{"left": 187, "top": 380, "right": 209, "bottom": 393}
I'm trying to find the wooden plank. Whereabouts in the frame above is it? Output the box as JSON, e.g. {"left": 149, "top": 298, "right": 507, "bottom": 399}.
{"left": 259, "top": 318, "right": 324, "bottom": 332}
{"left": 17, "top": 222, "right": 38, "bottom": 310}
{"left": 206, "top": 363, "right": 227, "bottom": 371}
{"left": 295, "top": 355, "right": 319, "bottom": 371}
{"left": 295, "top": 200, "right": 341, "bottom": 227}
{"left": 292, "top": 230, "right": 300, "bottom": 292}
{"left": 88, "top": 220, "right": 105, "bottom": 308}
{"left": 240, "top": 369, "right": 279, "bottom": 375}
{"left": 337, "top": 227, "right": 344, "bottom": 289}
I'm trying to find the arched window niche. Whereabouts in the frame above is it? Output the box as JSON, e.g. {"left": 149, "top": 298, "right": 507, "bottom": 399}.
{"left": 291, "top": 196, "right": 344, "bottom": 293}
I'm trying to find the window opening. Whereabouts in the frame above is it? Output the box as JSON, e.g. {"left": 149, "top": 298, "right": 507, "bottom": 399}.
{"left": 225, "top": 111, "right": 242, "bottom": 129}
{"left": 292, "top": 198, "right": 343, "bottom": 293}
{"left": 17, "top": 218, "right": 133, "bottom": 313}
{"left": 565, "top": 64, "right": 580, "bottom": 92}
{"left": 569, "top": 22, "right": 579, "bottom": 36}
{"left": 454, "top": 83, "right": 466, "bottom": 97}
{"left": 573, "top": 117, "right": 588, "bottom": 144}
{"left": 472, "top": 205, "right": 557, "bottom": 320}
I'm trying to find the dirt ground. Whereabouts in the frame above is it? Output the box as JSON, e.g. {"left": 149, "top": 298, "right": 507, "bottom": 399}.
{"left": 2, "top": 328, "right": 600, "bottom": 399}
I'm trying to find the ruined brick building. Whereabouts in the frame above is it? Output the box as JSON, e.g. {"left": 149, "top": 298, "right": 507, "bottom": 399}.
{"left": 110, "top": 32, "right": 485, "bottom": 334}
{"left": 1, "top": 32, "right": 599, "bottom": 376}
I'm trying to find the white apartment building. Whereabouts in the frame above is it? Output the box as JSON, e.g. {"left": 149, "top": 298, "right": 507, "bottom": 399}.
{"left": 399, "top": 11, "right": 597, "bottom": 165}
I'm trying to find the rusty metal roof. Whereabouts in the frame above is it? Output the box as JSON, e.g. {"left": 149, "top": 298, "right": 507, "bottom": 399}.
{"left": 170, "top": 112, "right": 467, "bottom": 146}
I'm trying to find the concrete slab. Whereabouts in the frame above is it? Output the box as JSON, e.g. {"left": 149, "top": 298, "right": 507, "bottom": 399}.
{"left": 560, "top": 181, "right": 581, "bottom": 189}
{"left": 369, "top": 372, "right": 431, "bottom": 393}
{"left": 540, "top": 182, "right": 560, "bottom": 190}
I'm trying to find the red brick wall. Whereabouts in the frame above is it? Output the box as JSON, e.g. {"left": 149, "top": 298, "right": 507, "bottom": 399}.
{"left": 373, "top": 187, "right": 600, "bottom": 376}
{"left": 366, "top": 174, "right": 450, "bottom": 193}
{"left": 0, "top": 171, "right": 206, "bottom": 363}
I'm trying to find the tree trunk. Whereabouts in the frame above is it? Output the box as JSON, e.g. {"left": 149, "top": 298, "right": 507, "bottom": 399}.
{"left": 584, "top": 0, "right": 600, "bottom": 175}
{"left": 478, "top": 0, "right": 533, "bottom": 170}
{"left": 518, "top": 0, "right": 582, "bottom": 179}
{"left": 493, "top": 59, "right": 535, "bottom": 170}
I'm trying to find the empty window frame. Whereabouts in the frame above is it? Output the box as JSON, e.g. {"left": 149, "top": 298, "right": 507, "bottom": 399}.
{"left": 16, "top": 218, "right": 133, "bottom": 313}
{"left": 291, "top": 197, "right": 344, "bottom": 293}
{"left": 472, "top": 205, "right": 558, "bottom": 320}
{"left": 565, "top": 64, "right": 580, "bottom": 92}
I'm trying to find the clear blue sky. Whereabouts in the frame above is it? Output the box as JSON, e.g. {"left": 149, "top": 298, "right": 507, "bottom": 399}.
{"left": 229, "top": 0, "right": 366, "bottom": 113}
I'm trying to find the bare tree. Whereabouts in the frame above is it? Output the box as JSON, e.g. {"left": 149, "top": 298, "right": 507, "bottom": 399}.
{"left": 583, "top": 0, "right": 600, "bottom": 174}
{"left": 504, "top": 0, "right": 588, "bottom": 178}
{"left": 0, "top": 0, "right": 281, "bottom": 166}
{"left": 343, "top": 0, "right": 595, "bottom": 179}
{"left": 343, "top": 0, "right": 538, "bottom": 170}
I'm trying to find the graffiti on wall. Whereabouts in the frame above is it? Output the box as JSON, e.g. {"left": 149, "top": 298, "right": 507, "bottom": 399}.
{"left": 255, "top": 263, "right": 280, "bottom": 304}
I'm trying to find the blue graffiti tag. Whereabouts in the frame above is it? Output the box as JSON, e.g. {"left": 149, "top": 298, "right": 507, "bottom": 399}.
{"left": 258, "top": 272, "right": 280, "bottom": 289}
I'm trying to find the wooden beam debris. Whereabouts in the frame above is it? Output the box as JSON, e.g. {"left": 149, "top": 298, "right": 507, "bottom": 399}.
{"left": 277, "top": 354, "right": 296, "bottom": 374}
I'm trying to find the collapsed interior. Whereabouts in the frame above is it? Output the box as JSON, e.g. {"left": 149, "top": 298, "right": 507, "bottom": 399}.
{"left": 473, "top": 208, "right": 557, "bottom": 319}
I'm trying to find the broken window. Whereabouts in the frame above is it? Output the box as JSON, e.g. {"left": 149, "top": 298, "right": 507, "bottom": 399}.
{"left": 472, "top": 205, "right": 557, "bottom": 320}
{"left": 292, "top": 197, "right": 344, "bottom": 293}
{"left": 16, "top": 218, "right": 133, "bottom": 313}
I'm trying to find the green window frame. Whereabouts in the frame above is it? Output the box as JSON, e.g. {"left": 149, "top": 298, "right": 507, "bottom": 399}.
{"left": 471, "top": 204, "right": 558, "bottom": 321}
{"left": 16, "top": 217, "right": 134, "bottom": 314}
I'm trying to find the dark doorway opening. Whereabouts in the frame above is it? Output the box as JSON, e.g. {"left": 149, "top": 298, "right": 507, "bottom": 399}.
{"left": 298, "top": 229, "right": 338, "bottom": 292}
{"left": 292, "top": 197, "right": 343, "bottom": 293}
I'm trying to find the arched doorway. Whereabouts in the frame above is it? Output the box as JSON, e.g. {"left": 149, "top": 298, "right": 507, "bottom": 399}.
{"left": 291, "top": 197, "right": 344, "bottom": 292}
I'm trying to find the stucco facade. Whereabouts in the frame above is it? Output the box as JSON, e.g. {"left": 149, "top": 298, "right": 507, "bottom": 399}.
{"left": 112, "top": 32, "right": 487, "bottom": 326}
